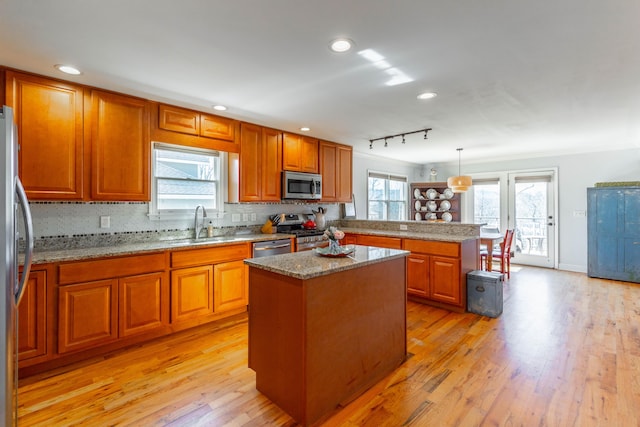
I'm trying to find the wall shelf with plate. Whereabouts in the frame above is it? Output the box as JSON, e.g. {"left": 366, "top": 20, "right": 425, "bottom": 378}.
{"left": 410, "top": 182, "right": 461, "bottom": 222}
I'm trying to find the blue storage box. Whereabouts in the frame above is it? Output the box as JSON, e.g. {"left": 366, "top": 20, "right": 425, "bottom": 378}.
{"left": 467, "top": 270, "right": 504, "bottom": 317}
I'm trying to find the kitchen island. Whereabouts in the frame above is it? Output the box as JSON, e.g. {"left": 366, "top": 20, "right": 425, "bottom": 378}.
{"left": 245, "top": 245, "right": 409, "bottom": 426}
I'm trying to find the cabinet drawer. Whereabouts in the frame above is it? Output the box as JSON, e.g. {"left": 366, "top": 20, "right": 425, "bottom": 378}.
{"left": 171, "top": 243, "right": 250, "bottom": 268}
{"left": 402, "top": 239, "right": 460, "bottom": 257}
{"left": 58, "top": 253, "right": 166, "bottom": 285}
{"left": 355, "top": 235, "right": 402, "bottom": 249}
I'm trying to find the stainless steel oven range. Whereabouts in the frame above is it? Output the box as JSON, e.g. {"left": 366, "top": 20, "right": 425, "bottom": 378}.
{"left": 274, "top": 214, "right": 328, "bottom": 251}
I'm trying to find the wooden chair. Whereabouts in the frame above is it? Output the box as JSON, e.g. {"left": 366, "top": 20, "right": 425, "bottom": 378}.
{"left": 480, "top": 229, "right": 515, "bottom": 278}
{"left": 492, "top": 229, "right": 515, "bottom": 278}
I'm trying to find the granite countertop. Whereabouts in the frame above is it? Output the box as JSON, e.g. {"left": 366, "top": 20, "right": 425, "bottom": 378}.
{"left": 244, "top": 245, "right": 409, "bottom": 280}
{"left": 25, "top": 233, "right": 294, "bottom": 265}
{"left": 340, "top": 227, "right": 478, "bottom": 243}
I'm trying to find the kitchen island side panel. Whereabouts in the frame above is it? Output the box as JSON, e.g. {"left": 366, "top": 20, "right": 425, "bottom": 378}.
{"left": 248, "top": 256, "right": 407, "bottom": 426}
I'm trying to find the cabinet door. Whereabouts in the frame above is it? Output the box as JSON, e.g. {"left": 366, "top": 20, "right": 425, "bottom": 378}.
{"left": 119, "top": 272, "right": 165, "bottom": 337}
{"left": 282, "top": 132, "right": 302, "bottom": 171}
{"left": 158, "top": 104, "right": 199, "bottom": 135}
{"left": 336, "top": 145, "right": 353, "bottom": 201}
{"left": 213, "top": 260, "right": 248, "bottom": 313}
{"left": 17, "top": 270, "right": 47, "bottom": 360}
{"left": 406, "top": 254, "right": 429, "bottom": 298}
{"left": 300, "top": 136, "right": 318, "bottom": 173}
{"left": 239, "top": 123, "right": 261, "bottom": 201}
{"left": 171, "top": 266, "right": 214, "bottom": 322}
{"left": 319, "top": 141, "right": 338, "bottom": 201}
{"left": 260, "top": 127, "right": 282, "bottom": 201}
{"left": 6, "top": 71, "right": 85, "bottom": 200}
{"left": 90, "top": 90, "right": 150, "bottom": 201}
{"left": 58, "top": 279, "right": 118, "bottom": 353}
{"left": 429, "top": 256, "right": 461, "bottom": 305}
{"left": 200, "top": 113, "right": 236, "bottom": 141}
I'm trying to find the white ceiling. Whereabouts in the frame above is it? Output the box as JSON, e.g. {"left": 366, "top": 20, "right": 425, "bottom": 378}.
{"left": 2, "top": 0, "right": 639, "bottom": 165}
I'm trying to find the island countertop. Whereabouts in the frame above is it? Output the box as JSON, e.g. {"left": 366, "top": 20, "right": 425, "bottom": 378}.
{"left": 244, "top": 245, "right": 409, "bottom": 280}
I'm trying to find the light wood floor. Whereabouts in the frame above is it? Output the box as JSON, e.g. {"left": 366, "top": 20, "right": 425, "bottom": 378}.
{"left": 18, "top": 266, "right": 640, "bottom": 426}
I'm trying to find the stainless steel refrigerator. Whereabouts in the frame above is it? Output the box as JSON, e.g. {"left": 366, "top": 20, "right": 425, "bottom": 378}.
{"left": 1, "top": 105, "right": 34, "bottom": 425}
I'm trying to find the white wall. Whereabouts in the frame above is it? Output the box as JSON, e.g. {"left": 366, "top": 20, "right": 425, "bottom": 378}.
{"left": 352, "top": 151, "right": 424, "bottom": 219}
{"left": 435, "top": 148, "right": 639, "bottom": 272}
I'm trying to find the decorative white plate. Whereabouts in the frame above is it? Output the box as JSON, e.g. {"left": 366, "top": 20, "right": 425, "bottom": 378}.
{"left": 440, "top": 200, "right": 451, "bottom": 211}
{"left": 427, "top": 201, "right": 437, "bottom": 211}
{"left": 414, "top": 200, "right": 421, "bottom": 211}
{"left": 414, "top": 188, "right": 421, "bottom": 198}
{"left": 314, "top": 246, "right": 355, "bottom": 258}
{"left": 443, "top": 188, "right": 454, "bottom": 199}
{"left": 426, "top": 189, "right": 438, "bottom": 200}
{"left": 415, "top": 212, "right": 422, "bottom": 221}
{"left": 442, "top": 212, "right": 453, "bottom": 222}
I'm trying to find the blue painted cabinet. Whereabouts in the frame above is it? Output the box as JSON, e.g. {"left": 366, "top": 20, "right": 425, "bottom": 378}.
{"left": 587, "top": 186, "right": 640, "bottom": 283}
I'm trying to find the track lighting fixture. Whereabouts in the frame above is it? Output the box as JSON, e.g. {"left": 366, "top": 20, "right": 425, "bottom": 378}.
{"left": 369, "top": 128, "right": 431, "bottom": 149}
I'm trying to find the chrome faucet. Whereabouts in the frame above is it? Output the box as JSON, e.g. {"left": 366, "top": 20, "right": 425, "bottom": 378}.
{"left": 194, "top": 205, "right": 207, "bottom": 239}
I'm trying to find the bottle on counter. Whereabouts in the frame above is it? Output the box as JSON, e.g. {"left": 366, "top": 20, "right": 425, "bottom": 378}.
{"left": 207, "top": 221, "right": 214, "bottom": 237}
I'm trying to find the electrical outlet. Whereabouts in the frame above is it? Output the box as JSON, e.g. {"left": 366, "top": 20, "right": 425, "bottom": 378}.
{"left": 100, "top": 216, "right": 110, "bottom": 228}
{"left": 232, "top": 213, "right": 241, "bottom": 222}
{"left": 399, "top": 224, "right": 408, "bottom": 231}
{"left": 242, "top": 213, "right": 249, "bottom": 222}
{"left": 251, "top": 213, "right": 257, "bottom": 221}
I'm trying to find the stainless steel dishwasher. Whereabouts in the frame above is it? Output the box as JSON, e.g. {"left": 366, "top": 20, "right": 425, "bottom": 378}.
{"left": 252, "top": 239, "right": 292, "bottom": 258}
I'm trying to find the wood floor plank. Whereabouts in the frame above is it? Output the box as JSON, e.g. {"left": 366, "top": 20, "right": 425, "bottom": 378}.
{"left": 18, "top": 266, "right": 640, "bottom": 426}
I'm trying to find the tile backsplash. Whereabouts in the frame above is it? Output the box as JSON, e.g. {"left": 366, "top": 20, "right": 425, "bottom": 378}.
{"left": 28, "top": 201, "right": 341, "bottom": 239}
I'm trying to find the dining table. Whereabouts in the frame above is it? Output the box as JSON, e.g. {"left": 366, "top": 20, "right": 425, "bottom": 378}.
{"left": 480, "top": 230, "right": 503, "bottom": 272}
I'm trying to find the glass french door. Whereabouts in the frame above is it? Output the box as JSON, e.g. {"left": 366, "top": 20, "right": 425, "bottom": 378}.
{"left": 507, "top": 171, "right": 556, "bottom": 268}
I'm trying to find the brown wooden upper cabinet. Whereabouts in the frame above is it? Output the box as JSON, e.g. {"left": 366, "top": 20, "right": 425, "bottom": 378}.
{"left": 282, "top": 132, "right": 318, "bottom": 173}
{"left": 89, "top": 90, "right": 151, "bottom": 201}
{"left": 239, "top": 123, "right": 282, "bottom": 202}
{"left": 5, "top": 70, "right": 85, "bottom": 200}
{"left": 319, "top": 140, "right": 352, "bottom": 202}
{"left": 158, "top": 104, "right": 236, "bottom": 141}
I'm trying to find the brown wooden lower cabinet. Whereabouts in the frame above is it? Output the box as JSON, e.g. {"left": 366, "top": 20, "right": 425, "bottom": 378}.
{"left": 119, "top": 272, "right": 166, "bottom": 337}
{"left": 58, "top": 279, "right": 119, "bottom": 354}
{"left": 403, "top": 238, "right": 477, "bottom": 311}
{"left": 56, "top": 253, "right": 167, "bottom": 354}
{"left": 213, "top": 260, "right": 248, "bottom": 313}
{"left": 18, "top": 269, "right": 48, "bottom": 361}
{"left": 171, "top": 265, "right": 214, "bottom": 323}
{"left": 169, "top": 243, "right": 250, "bottom": 324}
{"left": 406, "top": 253, "right": 429, "bottom": 298}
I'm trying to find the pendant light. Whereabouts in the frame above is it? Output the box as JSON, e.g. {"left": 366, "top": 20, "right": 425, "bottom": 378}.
{"left": 447, "top": 148, "right": 472, "bottom": 193}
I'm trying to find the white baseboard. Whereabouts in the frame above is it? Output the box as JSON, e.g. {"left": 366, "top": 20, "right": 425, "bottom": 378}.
{"left": 558, "top": 263, "right": 587, "bottom": 273}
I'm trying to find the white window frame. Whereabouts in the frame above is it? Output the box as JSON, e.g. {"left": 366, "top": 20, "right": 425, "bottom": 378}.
{"left": 148, "top": 142, "right": 226, "bottom": 220}
{"left": 366, "top": 170, "right": 408, "bottom": 221}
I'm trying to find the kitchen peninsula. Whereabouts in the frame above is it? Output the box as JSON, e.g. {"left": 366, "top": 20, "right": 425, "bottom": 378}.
{"left": 245, "top": 245, "right": 409, "bottom": 426}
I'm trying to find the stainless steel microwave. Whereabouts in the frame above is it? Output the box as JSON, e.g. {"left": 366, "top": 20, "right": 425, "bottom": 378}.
{"left": 282, "top": 171, "right": 322, "bottom": 200}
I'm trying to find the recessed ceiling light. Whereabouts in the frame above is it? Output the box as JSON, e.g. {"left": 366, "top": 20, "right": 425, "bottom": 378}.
{"left": 55, "top": 64, "right": 81, "bottom": 75}
{"left": 300, "top": 127, "right": 311, "bottom": 132}
{"left": 213, "top": 105, "right": 227, "bottom": 111}
{"left": 417, "top": 92, "right": 437, "bottom": 100}
{"left": 329, "top": 38, "right": 354, "bottom": 53}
